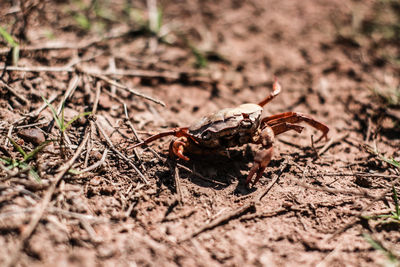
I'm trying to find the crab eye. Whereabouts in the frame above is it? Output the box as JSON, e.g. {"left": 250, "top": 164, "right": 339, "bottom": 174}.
{"left": 201, "top": 131, "right": 211, "bottom": 140}
{"left": 240, "top": 120, "right": 252, "bottom": 128}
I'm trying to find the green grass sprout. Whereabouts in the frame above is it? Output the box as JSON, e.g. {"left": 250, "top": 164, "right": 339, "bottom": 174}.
{"left": 376, "top": 186, "right": 400, "bottom": 222}
{"left": 363, "top": 233, "right": 399, "bottom": 265}
{"left": 41, "top": 95, "right": 91, "bottom": 133}
{"left": 0, "top": 26, "right": 20, "bottom": 65}
{"left": 1, "top": 137, "right": 52, "bottom": 182}
{"left": 364, "top": 144, "right": 400, "bottom": 170}
{"left": 362, "top": 186, "right": 400, "bottom": 225}
{"left": 190, "top": 44, "right": 208, "bottom": 68}
{"left": 73, "top": 13, "right": 91, "bottom": 30}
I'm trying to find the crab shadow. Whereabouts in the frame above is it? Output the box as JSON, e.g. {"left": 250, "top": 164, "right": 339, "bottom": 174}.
{"left": 155, "top": 146, "right": 285, "bottom": 196}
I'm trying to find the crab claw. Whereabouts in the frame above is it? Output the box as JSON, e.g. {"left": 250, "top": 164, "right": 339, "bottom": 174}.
{"left": 246, "top": 146, "right": 274, "bottom": 187}
{"left": 169, "top": 137, "right": 190, "bottom": 161}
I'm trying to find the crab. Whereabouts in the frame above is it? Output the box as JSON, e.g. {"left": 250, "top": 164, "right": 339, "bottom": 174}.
{"left": 133, "top": 78, "right": 329, "bottom": 186}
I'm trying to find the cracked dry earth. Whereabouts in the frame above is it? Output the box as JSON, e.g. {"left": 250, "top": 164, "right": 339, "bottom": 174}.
{"left": 0, "top": 0, "right": 400, "bottom": 266}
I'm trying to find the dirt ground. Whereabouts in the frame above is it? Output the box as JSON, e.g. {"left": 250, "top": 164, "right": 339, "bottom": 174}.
{"left": 0, "top": 0, "right": 400, "bottom": 266}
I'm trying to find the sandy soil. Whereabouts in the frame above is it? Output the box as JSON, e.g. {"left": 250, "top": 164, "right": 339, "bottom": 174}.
{"left": 0, "top": 0, "right": 399, "bottom": 266}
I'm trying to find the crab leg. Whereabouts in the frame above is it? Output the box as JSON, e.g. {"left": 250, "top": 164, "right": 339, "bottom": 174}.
{"left": 270, "top": 122, "right": 304, "bottom": 136}
{"left": 246, "top": 127, "right": 275, "bottom": 186}
{"left": 257, "top": 77, "right": 281, "bottom": 107}
{"left": 262, "top": 112, "right": 329, "bottom": 142}
{"left": 131, "top": 127, "right": 189, "bottom": 148}
{"left": 246, "top": 146, "right": 273, "bottom": 186}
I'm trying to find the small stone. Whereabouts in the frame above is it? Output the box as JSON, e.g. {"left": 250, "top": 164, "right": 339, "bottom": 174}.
{"left": 18, "top": 128, "right": 45, "bottom": 145}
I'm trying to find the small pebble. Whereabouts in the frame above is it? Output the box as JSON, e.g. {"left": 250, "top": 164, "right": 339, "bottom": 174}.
{"left": 18, "top": 128, "right": 45, "bottom": 145}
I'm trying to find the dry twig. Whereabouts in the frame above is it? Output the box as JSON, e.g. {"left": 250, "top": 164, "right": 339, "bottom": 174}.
{"left": 89, "top": 72, "right": 165, "bottom": 107}
{"left": 12, "top": 94, "right": 58, "bottom": 125}
{"left": 79, "top": 148, "right": 109, "bottom": 173}
{"left": 179, "top": 201, "right": 255, "bottom": 242}
{"left": 257, "top": 159, "right": 289, "bottom": 201}
{"left": 123, "top": 103, "right": 162, "bottom": 163}
{"left": 0, "top": 80, "right": 28, "bottom": 104}
{"left": 168, "top": 160, "right": 184, "bottom": 204}
{"left": 93, "top": 118, "right": 148, "bottom": 184}
{"left": 298, "top": 171, "right": 399, "bottom": 179}
{"left": 0, "top": 64, "right": 166, "bottom": 106}
{"left": 176, "top": 162, "right": 228, "bottom": 186}
{"left": 297, "top": 181, "right": 380, "bottom": 200}
{"left": 318, "top": 133, "right": 349, "bottom": 156}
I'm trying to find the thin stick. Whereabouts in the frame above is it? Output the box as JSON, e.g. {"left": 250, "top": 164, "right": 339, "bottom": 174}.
{"left": 5, "top": 125, "right": 14, "bottom": 146}
{"left": 310, "top": 135, "right": 318, "bottom": 158}
{"left": 318, "top": 133, "right": 349, "bottom": 156}
{"left": 365, "top": 117, "right": 372, "bottom": 143}
{"left": 13, "top": 94, "right": 58, "bottom": 125}
{"left": 66, "top": 52, "right": 104, "bottom": 68}
{"left": 93, "top": 118, "right": 148, "bottom": 184}
{"left": 1, "top": 64, "right": 166, "bottom": 106}
{"left": 277, "top": 138, "right": 303, "bottom": 149}
{"left": 174, "top": 164, "right": 184, "bottom": 204}
{"left": 123, "top": 104, "right": 145, "bottom": 163}
{"left": 91, "top": 72, "right": 165, "bottom": 106}
{"left": 80, "top": 218, "right": 102, "bottom": 243}
{"left": 123, "top": 103, "right": 162, "bottom": 161}
{"left": 0, "top": 31, "right": 127, "bottom": 55}
{"left": 57, "top": 74, "right": 80, "bottom": 114}
{"left": 123, "top": 103, "right": 140, "bottom": 141}
{"left": 297, "top": 181, "right": 380, "bottom": 200}
{"left": 0, "top": 64, "right": 179, "bottom": 79}
{"left": 92, "top": 82, "right": 101, "bottom": 115}
{"left": 257, "top": 159, "right": 289, "bottom": 201}
{"left": 79, "top": 148, "right": 108, "bottom": 173}
{"left": 84, "top": 137, "right": 92, "bottom": 168}
{"left": 103, "top": 88, "right": 125, "bottom": 104}
{"left": 15, "top": 121, "right": 49, "bottom": 129}
{"left": 297, "top": 171, "right": 399, "bottom": 179}
{"left": 176, "top": 162, "right": 228, "bottom": 186}
{"left": 0, "top": 80, "right": 28, "bottom": 104}
{"left": 88, "top": 68, "right": 180, "bottom": 80}
{"left": 179, "top": 201, "right": 255, "bottom": 242}
{"left": 169, "top": 160, "right": 183, "bottom": 204}
{"left": 3, "top": 64, "right": 181, "bottom": 79}
{"left": 240, "top": 207, "right": 289, "bottom": 221}
{"left": 2, "top": 65, "right": 74, "bottom": 72}
{"left": 55, "top": 75, "right": 81, "bottom": 146}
